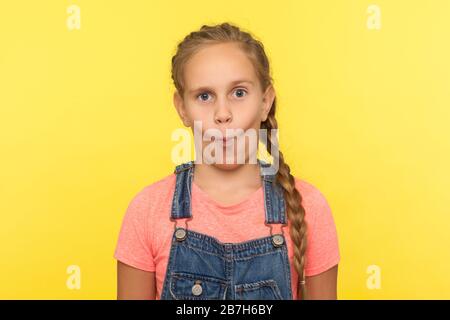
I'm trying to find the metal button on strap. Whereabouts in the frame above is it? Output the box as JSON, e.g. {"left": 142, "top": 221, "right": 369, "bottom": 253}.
{"left": 175, "top": 228, "right": 187, "bottom": 241}
{"left": 272, "top": 234, "right": 284, "bottom": 247}
{"left": 192, "top": 281, "right": 203, "bottom": 296}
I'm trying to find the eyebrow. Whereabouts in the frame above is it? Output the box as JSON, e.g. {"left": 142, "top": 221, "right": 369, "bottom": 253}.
{"left": 188, "top": 79, "right": 254, "bottom": 94}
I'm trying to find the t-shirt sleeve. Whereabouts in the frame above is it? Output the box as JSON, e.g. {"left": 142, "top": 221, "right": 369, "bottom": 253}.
{"left": 303, "top": 183, "right": 341, "bottom": 276}
{"left": 113, "top": 187, "right": 155, "bottom": 272}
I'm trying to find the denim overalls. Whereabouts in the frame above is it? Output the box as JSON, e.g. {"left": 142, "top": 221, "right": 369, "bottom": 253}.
{"left": 160, "top": 159, "right": 293, "bottom": 300}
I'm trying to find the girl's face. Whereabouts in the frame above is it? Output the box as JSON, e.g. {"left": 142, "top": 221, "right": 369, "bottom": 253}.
{"left": 174, "top": 42, "right": 275, "bottom": 168}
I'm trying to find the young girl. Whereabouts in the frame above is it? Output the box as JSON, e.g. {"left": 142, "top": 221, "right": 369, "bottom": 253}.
{"left": 114, "top": 22, "right": 340, "bottom": 300}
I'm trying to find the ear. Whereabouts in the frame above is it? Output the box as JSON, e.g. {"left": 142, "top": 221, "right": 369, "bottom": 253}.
{"left": 173, "top": 91, "right": 191, "bottom": 127}
{"left": 261, "top": 85, "right": 275, "bottom": 122}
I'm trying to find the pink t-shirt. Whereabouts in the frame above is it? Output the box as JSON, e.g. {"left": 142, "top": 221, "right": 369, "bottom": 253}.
{"left": 114, "top": 173, "right": 340, "bottom": 300}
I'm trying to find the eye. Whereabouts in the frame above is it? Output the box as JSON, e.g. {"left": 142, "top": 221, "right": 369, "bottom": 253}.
{"left": 234, "top": 88, "right": 247, "bottom": 98}
{"left": 197, "top": 92, "right": 212, "bottom": 102}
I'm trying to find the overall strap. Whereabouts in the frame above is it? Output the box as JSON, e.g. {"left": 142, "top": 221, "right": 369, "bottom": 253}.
{"left": 258, "top": 159, "right": 287, "bottom": 225}
{"left": 170, "top": 160, "right": 195, "bottom": 219}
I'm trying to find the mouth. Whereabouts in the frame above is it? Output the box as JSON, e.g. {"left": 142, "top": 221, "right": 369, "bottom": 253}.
{"left": 211, "top": 135, "right": 238, "bottom": 149}
{"left": 222, "top": 137, "right": 234, "bottom": 146}
{"left": 207, "top": 133, "right": 240, "bottom": 147}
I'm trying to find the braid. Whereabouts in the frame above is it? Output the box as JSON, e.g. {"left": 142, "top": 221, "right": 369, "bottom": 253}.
{"left": 261, "top": 97, "right": 308, "bottom": 300}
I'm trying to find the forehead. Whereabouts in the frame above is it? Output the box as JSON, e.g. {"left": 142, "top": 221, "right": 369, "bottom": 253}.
{"left": 183, "top": 42, "right": 259, "bottom": 91}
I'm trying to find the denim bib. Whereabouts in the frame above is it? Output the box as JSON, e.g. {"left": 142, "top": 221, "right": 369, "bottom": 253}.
{"left": 160, "top": 159, "right": 293, "bottom": 300}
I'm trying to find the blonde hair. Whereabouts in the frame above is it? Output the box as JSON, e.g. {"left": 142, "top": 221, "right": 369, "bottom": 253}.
{"left": 170, "top": 22, "right": 308, "bottom": 300}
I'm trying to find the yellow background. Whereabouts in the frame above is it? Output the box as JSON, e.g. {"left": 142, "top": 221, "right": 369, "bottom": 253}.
{"left": 1, "top": 0, "right": 449, "bottom": 299}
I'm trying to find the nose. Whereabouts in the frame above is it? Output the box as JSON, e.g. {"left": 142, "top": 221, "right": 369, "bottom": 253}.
{"left": 214, "top": 102, "right": 232, "bottom": 125}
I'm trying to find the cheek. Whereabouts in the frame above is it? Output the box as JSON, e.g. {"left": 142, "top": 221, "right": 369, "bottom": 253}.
{"left": 235, "top": 101, "right": 263, "bottom": 128}
{"left": 237, "top": 112, "right": 261, "bottom": 131}
{"left": 186, "top": 104, "right": 213, "bottom": 123}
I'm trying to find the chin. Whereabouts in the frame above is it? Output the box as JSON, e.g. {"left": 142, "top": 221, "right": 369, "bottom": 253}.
{"left": 212, "top": 154, "right": 258, "bottom": 170}
{"left": 212, "top": 161, "right": 245, "bottom": 171}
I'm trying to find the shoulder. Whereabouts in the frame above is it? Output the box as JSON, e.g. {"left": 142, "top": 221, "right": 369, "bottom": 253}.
{"left": 292, "top": 178, "right": 340, "bottom": 275}
{"left": 139, "top": 173, "right": 177, "bottom": 201}
{"left": 293, "top": 177, "right": 331, "bottom": 208}
{"left": 292, "top": 177, "right": 335, "bottom": 225}
{"left": 123, "top": 173, "right": 176, "bottom": 219}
